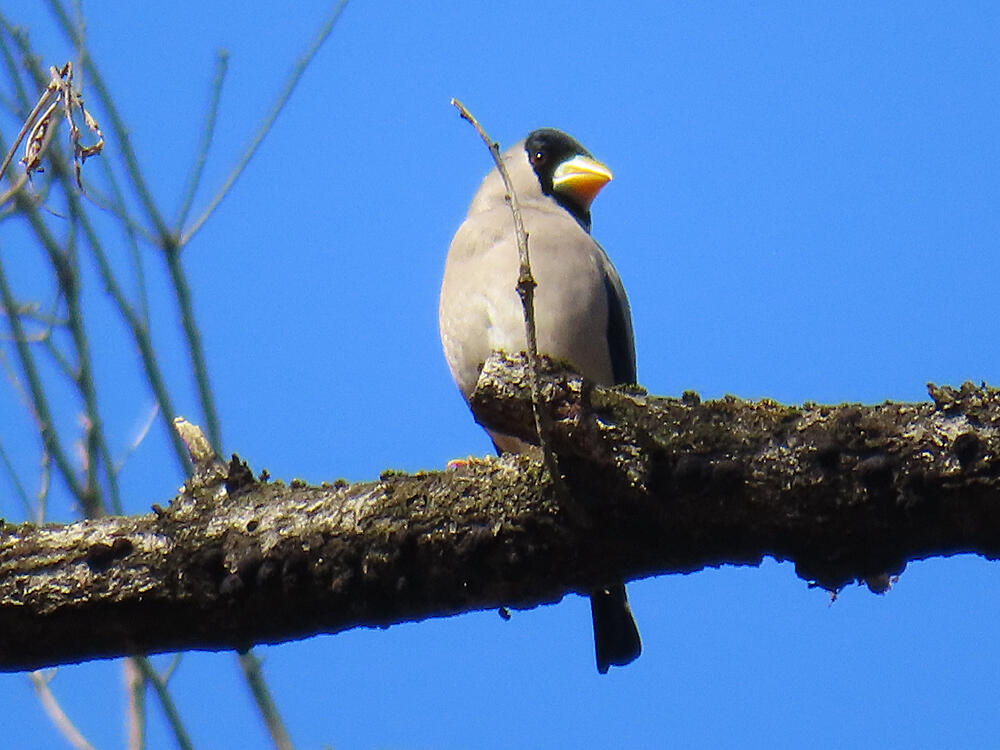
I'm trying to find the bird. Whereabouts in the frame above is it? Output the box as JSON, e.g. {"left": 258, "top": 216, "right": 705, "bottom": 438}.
{"left": 439, "top": 128, "right": 641, "bottom": 673}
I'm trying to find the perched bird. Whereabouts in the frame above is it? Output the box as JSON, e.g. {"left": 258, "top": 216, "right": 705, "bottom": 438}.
{"left": 439, "top": 128, "right": 641, "bottom": 673}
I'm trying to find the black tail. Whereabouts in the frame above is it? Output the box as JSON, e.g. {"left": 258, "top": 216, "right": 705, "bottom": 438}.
{"left": 590, "top": 583, "right": 641, "bottom": 674}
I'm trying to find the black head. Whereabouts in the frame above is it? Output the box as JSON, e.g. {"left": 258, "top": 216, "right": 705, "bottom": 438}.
{"left": 524, "top": 129, "right": 609, "bottom": 232}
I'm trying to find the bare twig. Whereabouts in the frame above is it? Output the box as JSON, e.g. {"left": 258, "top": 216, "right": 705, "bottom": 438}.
{"left": 0, "top": 242, "right": 85, "bottom": 500}
{"left": 0, "top": 19, "right": 32, "bottom": 108}
{"left": 1, "top": 164, "right": 112, "bottom": 516}
{"left": 28, "top": 670, "right": 97, "bottom": 750}
{"left": 36, "top": 448, "right": 51, "bottom": 523}
{"left": 40, "top": 334, "right": 75, "bottom": 380}
{"left": 180, "top": 0, "right": 350, "bottom": 245}
{"left": 0, "top": 328, "right": 51, "bottom": 344}
{"left": 175, "top": 50, "right": 229, "bottom": 232}
{"left": 0, "top": 88, "right": 51, "bottom": 190}
{"left": 0, "top": 40, "right": 193, "bottom": 487}
{"left": 78, "top": 179, "right": 159, "bottom": 246}
{"left": 133, "top": 657, "right": 195, "bottom": 750}
{"left": 0, "top": 301, "right": 67, "bottom": 328}
{"left": 165, "top": 247, "right": 224, "bottom": 455}
{"left": 0, "top": 42, "right": 118, "bottom": 521}
{"left": 449, "top": 99, "right": 578, "bottom": 520}
{"left": 116, "top": 402, "right": 160, "bottom": 474}
{"left": 46, "top": 0, "right": 170, "bottom": 242}
{"left": 60, "top": 197, "right": 109, "bottom": 514}
{"left": 0, "top": 350, "right": 32, "bottom": 424}
{"left": 3, "top": 6, "right": 332, "bottom": 745}
{"left": 62, "top": 188, "right": 194, "bottom": 476}
{"left": 0, "top": 23, "right": 52, "bottom": 209}
{"left": 159, "top": 654, "right": 183, "bottom": 684}
{"left": 95, "top": 157, "right": 153, "bottom": 322}
{"left": 0, "top": 439, "right": 32, "bottom": 517}
{"left": 123, "top": 657, "right": 146, "bottom": 750}
{"left": 168, "top": 0, "right": 349, "bottom": 471}
{"left": 164, "top": 0, "right": 347, "bottom": 468}
{"left": 0, "top": 52, "right": 57, "bottom": 184}
{"left": 0, "top": 170, "right": 29, "bottom": 208}
{"left": 0, "top": 24, "right": 33, "bottom": 203}
{"left": 239, "top": 651, "right": 296, "bottom": 750}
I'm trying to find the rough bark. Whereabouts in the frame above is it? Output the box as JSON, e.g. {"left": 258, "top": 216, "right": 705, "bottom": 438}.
{"left": 2, "top": 353, "right": 999, "bottom": 672}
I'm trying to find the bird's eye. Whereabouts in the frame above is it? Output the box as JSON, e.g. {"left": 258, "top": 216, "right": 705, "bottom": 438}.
{"left": 530, "top": 151, "right": 546, "bottom": 165}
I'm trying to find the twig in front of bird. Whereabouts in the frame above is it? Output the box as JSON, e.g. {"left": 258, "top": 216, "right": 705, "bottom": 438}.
{"left": 450, "top": 99, "right": 587, "bottom": 525}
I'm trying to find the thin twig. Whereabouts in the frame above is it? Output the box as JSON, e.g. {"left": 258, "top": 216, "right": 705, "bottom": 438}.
{"left": 0, "top": 439, "right": 33, "bottom": 517}
{"left": 41, "top": 334, "right": 76, "bottom": 380}
{"left": 9, "top": 123, "right": 126, "bottom": 516}
{"left": 28, "top": 671, "right": 97, "bottom": 750}
{"left": 124, "top": 657, "right": 147, "bottom": 750}
{"left": 62, "top": 184, "right": 103, "bottom": 513}
{"left": 164, "top": 0, "right": 350, "bottom": 464}
{"left": 449, "top": 99, "right": 579, "bottom": 519}
{"left": 96, "top": 156, "right": 152, "bottom": 323}
{"left": 36, "top": 447, "right": 51, "bottom": 522}
{"left": 2, "top": 104, "right": 190, "bottom": 494}
{"left": 0, "top": 328, "right": 51, "bottom": 344}
{"left": 171, "top": 0, "right": 349, "bottom": 461}
{"left": 133, "top": 657, "right": 195, "bottom": 750}
{"left": 0, "top": 20, "right": 32, "bottom": 111}
{"left": 63, "top": 189, "right": 194, "bottom": 476}
{"left": 0, "top": 346, "right": 56, "bottom": 514}
{"left": 0, "top": 67, "right": 54, "bottom": 184}
{"left": 239, "top": 651, "right": 296, "bottom": 750}
{"left": 0, "top": 239, "right": 85, "bottom": 500}
{"left": 0, "top": 341, "right": 53, "bottom": 521}
{"left": 159, "top": 653, "right": 183, "bottom": 684}
{"left": 116, "top": 401, "right": 160, "bottom": 474}
{"left": 2, "top": 130, "right": 129, "bottom": 518}
{"left": 175, "top": 50, "right": 229, "bottom": 232}
{"left": 0, "top": 301, "right": 67, "bottom": 328}
{"left": 3, "top": 152, "right": 109, "bottom": 515}
{"left": 46, "top": 0, "right": 170, "bottom": 242}
{"left": 165, "top": 246, "right": 223, "bottom": 454}
{"left": 0, "top": 348, "right": 40, "bottom": 431}
{"left": 7, "top": 8, "right": 306, "bottom": 746}
{"left": 0, "top": 89, "right": 17, "bottom": 113}
{"left": 78, "top": 177, "right": 159, "bottom": 246}
{"left": 180, "top": 0, "right": 350, "bottom": 245}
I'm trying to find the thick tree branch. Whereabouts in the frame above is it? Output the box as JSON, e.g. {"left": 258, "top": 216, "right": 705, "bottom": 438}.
{"left": 2, "top": 353, "right": 1000, "bottom": 671}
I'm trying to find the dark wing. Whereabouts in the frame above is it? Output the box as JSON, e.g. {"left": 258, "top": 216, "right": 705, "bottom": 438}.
{"left": 597, "top": 245, "right": 636, "bottom": 385}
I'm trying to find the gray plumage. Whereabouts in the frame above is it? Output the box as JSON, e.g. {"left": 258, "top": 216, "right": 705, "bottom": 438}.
{"left": 439, "top": 129, "right": 641, "bottom": 673}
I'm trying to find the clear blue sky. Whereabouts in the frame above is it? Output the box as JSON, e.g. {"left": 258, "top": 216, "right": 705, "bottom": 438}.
{"left": 4, "top": 2, "right": 1000, "bottom": 748}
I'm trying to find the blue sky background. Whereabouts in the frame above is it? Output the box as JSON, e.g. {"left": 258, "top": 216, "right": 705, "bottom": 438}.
{"left": 3, "top": 2, "right": 1000, "bottom": 748}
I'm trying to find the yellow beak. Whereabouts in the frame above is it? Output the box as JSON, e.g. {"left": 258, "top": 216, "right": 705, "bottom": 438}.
{"left": 551, "top": 154, "right": 613, "bottom": 209}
